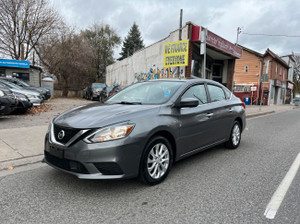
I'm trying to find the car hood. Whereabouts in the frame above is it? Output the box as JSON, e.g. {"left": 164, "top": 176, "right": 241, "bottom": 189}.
{"left": 53, "top": 103, "right": 161, "bottom": 129}
{"left": 9, "top": 88, "right": 40, "bottom": 96}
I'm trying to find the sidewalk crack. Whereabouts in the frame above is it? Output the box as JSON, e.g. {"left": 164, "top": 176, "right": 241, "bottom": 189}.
{"left": 0, "top": 139, "right": 25, "bottom": 157}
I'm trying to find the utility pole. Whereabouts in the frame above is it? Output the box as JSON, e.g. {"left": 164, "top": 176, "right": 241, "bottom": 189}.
{"left": 178, "top": 9, "right": 183, "bottom": 78}
{"left": 200, "top": 28, "right": 207, "bottom": 79}
{"left": 236, "top": 27, "right": 242, "bottom": 45}
{"left": 179, "top": 9, "right": 183, "bottom": 41}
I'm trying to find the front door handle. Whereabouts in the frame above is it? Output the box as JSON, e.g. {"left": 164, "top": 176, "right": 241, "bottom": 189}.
{"left": 206, "top": 113, "right": 214, "bottom": 118}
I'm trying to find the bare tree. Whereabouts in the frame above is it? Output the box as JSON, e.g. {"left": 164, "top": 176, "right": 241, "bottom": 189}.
{"left": 293, "top": 55, "right": 300, "bottom": 96}
{"left": 40, "top": 27, "right": 95, "bottom": 96}
{"left": 0, "top": 0, "right": 61, "bottom": 60}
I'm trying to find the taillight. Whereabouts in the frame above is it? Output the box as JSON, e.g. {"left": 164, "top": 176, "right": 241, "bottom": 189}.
{"left": 242, "top": 102, "right": 246, "bottom": 109}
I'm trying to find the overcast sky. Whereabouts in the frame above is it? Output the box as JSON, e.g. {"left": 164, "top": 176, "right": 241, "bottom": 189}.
{"left": 49, "top": 0, "right": 300, "bottom": 59}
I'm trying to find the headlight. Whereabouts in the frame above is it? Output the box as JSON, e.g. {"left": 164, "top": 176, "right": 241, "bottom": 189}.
{"left": 47, "top": 119, "right": 53, "bottom": 134}
{"left": 0, "top": 90, "right": 4, "bottom": 97}
{"left": 84, "top": 123, "right": 135, "bottom": 143}
{"left": 16, "top": 94, "right": 27, "bottom": 100}
{"left": 26, "top": 94, "right": 35, "bottom": 98}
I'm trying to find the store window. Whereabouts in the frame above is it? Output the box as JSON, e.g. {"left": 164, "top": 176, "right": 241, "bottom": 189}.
{"left": 0, "top": 69, "right": 5, "bottom": 76}
{"left": 12, "top": 72, "right": 29, "bottom": 81}
{"left": 191, "top": 51, "right": 202, "bottom": 78}
{"left": 233, "top": 85, "right": 251, "bottom": 92}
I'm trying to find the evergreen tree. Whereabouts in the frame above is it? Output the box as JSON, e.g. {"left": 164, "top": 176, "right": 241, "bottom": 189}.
{"left": 119, "top": 22, "right": 145, "bottom": 60}
{"left": 82, "top": 23, "right": 121, "bottom": 81}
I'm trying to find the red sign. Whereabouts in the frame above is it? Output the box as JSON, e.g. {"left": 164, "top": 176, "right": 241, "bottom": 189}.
{"left": 191, "top": 25, "right": 242, "bottom": 58}
{"left": 287, "top": 82, "right": 294, "bottom": 90}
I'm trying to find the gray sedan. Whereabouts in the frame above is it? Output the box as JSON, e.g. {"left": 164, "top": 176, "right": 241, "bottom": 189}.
{"left": 44, "top": 79, "right": 246, "bottom": 185}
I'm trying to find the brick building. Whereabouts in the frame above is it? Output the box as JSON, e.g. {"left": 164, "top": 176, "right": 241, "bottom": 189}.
{"left": 234, "top": 46, "right": 289, "bottom": 105}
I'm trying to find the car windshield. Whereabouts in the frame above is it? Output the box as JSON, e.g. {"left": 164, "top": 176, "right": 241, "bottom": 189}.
{"left": 15, "top": 79, "right": 31, "bottom": 87}
{"left": 0, "top": 82, "right": 9, "bottom": 89}
{"left": 0, "top": 80, "right": 22, "bottom": 89}
{"left": 92, "top": 83, "right": 106, "bottom": 88}
{"left": 106, "top": 81, "right": 182, "bottom": 105}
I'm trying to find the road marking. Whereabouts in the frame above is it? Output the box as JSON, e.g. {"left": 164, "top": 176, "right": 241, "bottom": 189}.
{"left": 264, "top": 153, "right": 300, "bottom": 219}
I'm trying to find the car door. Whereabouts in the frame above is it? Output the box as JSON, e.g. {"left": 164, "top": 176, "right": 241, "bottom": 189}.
{"left": 205, "top": 84, "right": 232, "bottom": 143}
{"left": 176, "top": 83, "right": 214, "bottom": 156}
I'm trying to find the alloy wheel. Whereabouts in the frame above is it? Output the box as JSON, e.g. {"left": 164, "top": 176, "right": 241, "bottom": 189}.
{"left": 232, "top": 124, "right": 241, "bottom": 146}
{"left": 147, "top": 143, "right": 170, "bottom": 179}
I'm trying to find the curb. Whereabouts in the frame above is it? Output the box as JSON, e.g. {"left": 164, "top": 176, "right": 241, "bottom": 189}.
{"left": 0, "top": 154, "right": 43, "bottom": 171}
{"left": 246, "top": 110, "right": 275, "bottom": 118}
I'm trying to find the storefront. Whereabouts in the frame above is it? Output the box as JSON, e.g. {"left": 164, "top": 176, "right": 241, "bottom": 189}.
{"left": 0, "top": 59, "right": 42, "bottom": 87}
{"left": 285, "top": 81, "right": 294, "bottom": 104}
{"left": 106, "top": 22, "right": 241, "bottom": 90}
{"left": 190, "top": 25, "right": 242, "bottom": 90}
{"left": 269, "top": 79, "right": 286, "bottom": 105}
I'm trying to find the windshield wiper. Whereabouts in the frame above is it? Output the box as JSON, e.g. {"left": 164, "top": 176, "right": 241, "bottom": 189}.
{"left": 118, "top": 101, "right": 142, "bottom": 105}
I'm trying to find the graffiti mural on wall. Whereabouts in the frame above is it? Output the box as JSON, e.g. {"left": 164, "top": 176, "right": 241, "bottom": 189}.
{"left": 135, "top": 67, "right": 179, "bottom": 82}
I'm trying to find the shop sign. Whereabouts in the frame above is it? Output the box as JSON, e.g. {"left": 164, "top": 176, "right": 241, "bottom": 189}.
{"left": 191, "top": 25, "right": 242, "bottom": 58}
{"left": 287, "top": 82, "right": 294, "bottom": 90}
{"left": 201, "top": 27, "right": 242, "bottom": 58}
{"left": 163, "top": 40, "right": 189, "bottom": 67}
{"left": 250, "top": 86, "right": 257, "bottom": 91}
{"left": 274, "top": 79, "right": 282, "bottom": 87}
{"left": 0, "top": 59, "right": 30, "bottom": 68}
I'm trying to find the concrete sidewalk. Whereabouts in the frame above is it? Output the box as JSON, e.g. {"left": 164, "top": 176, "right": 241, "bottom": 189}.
{"left": 0, "top": 105, "right": 299, "bottom": 171}
{"left": 245, "top": 104, "right": 297, "bottom": 118}
{"left": 0, "top": 125, "right": 47, "bottom": 170}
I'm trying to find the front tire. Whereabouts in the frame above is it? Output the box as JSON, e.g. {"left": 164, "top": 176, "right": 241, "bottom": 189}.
{"left": 140, "top": 136, "right": 173, "bottom": 185}
{"left": 225, "top": 121, "right": 241, "bottom": 149}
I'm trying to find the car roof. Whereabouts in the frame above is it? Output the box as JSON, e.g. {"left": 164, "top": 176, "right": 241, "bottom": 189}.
{"left": 146, "top": 78, "right": 224, "bottom": 86}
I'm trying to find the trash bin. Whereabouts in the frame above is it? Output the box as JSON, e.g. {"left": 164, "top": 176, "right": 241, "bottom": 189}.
{"left": 42, "top": 77, "right": 54, "bottom": 98}
{"left": 295, "top": 98, "right": 300, "bottom": 106}
{"left": 244, "top": 97, "right": 250, "bottom": 105}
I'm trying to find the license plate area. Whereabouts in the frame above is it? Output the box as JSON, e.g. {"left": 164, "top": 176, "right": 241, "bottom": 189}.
{"left": 48, "top": 145, "right": 64, "bottom": 159}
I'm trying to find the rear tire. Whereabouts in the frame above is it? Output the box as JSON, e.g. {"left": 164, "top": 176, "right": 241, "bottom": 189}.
{"left": 140, "top": 136, "right": 173, "bottom": 185}
{"left": 225, "top": 121, "right": 241, "bottom": 149}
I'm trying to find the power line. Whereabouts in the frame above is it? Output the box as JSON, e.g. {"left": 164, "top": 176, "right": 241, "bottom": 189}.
{"left": 242, "top": 32, "right": 300, "bottom": 38}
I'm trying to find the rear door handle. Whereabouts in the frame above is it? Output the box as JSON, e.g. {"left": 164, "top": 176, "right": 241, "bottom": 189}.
{"left": 206, "top": 113, "right": 214, "bottom": 118}
{"left": 229, "top": 108, "right": 233, "bottom": 112}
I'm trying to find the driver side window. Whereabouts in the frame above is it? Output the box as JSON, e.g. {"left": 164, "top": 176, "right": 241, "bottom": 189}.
{"left": 181, "top": 84, "right": 208, "bottom": 105}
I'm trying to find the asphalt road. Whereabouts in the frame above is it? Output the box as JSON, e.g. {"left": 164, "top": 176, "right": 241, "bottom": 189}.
{"left": 0, "top": 109, "right": 299, "bottom": 224}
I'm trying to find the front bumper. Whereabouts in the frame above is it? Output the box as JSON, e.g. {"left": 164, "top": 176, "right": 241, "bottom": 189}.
{"left": 43, "top": 92, "right": 51, "bottom": 100}
{"left": 44, "top": 133, "right": 143, "bottom": 179}
{"left": 16, "top": 99, "right": 33, "bottom": 110}
{"left": 0, "top": 96, "right": 16, "bottom": 114}
{"left": 29, "top": 96, "right": 43, "bottom": 106}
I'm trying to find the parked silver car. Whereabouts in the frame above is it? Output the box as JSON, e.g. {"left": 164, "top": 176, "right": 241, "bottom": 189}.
{"left": 44, "top": 79, "right": 246, "bottom": 185}
{"left": 0, "top": 80, "right": 43, "bottom": 106}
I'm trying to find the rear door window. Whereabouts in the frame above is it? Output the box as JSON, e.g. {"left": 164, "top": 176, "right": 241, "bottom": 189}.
{"left": 207, "top": 85, "right": 226, "bottom": 102}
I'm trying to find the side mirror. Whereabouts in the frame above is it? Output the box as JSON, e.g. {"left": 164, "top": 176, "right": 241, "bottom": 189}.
{"left": 177, "top": 98, "right": 199, "bottom": 108}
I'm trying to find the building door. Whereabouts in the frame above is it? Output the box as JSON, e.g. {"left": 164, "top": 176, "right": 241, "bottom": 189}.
{"left": 274, "top": 87, "right": 279, "bottom": 104}
{"left": 212, "top": 64, "right": 223, "bottom": 83}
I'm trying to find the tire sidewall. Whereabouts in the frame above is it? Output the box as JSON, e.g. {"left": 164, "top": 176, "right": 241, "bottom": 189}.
{"left": 140, "top": 136, "right": 173, "bottom": 185}
{"left": 227, "top": 121, "right": 241, "bottom": 149}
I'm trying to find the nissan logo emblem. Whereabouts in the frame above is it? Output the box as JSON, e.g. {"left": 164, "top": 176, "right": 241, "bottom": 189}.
{"left": 58, "top": 130, "right": 65, "bottom": 140}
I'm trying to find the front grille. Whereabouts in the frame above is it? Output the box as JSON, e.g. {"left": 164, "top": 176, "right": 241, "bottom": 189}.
{"left": 45, "top": 151, "right": 89, "bottom": 174}
{"left": 53, "top": 124, "right": 80, "bottom": 144}
{"left": 94, "top": 162, "right": 123, "bottom": 175}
